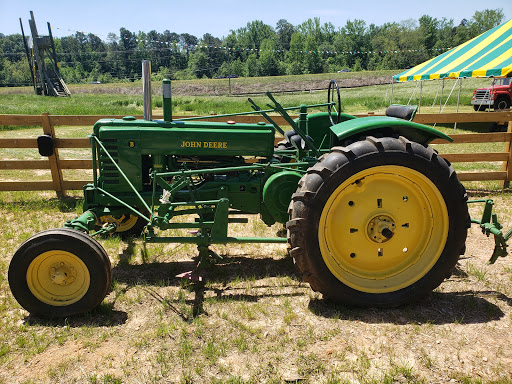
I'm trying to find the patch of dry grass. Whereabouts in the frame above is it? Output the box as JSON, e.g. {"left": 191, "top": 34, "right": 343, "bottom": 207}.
{"left": 0, "top": 189, "right": 511, "bottom": 383}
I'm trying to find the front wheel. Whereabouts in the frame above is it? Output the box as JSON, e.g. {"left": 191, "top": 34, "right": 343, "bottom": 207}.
{"left": 8, "top": 228, "right": 112, "bottom": 317}
{"left": 287, "top": 136, "right": 469, "bottom": 307}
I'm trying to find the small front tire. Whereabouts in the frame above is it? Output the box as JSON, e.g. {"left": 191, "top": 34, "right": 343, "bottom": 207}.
{"left": 8, "top": 228, "right": 112, "bottom": 317}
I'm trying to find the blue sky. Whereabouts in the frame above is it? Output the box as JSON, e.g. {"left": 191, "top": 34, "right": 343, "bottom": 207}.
{"left": 1, "top": 0, "right": 511, "bottom": 40}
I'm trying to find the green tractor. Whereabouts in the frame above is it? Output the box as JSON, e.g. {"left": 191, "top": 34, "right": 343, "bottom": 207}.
{"left": 8, "top": 66, "right": 511, "bottom": 317}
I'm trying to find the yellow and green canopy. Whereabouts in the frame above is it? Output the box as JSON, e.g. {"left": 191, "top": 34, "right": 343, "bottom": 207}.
{"left": 394, "top": 19, "right": 512, "bottom": 82}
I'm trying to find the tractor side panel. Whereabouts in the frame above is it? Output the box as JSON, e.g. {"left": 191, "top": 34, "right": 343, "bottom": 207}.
{"left": 139, "top": 127, "right": 275, "bottom": 157}
{"left": 97, "top": 128, "right": 142, "bottom": 193}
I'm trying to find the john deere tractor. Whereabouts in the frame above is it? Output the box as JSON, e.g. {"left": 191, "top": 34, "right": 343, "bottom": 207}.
{"left": 8, "top": 63, "right": 511, "bottom": 317}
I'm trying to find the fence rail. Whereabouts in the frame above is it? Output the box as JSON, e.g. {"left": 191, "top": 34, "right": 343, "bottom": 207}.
{"left": 0, "top": 111, "right": 510, "bottom": 196}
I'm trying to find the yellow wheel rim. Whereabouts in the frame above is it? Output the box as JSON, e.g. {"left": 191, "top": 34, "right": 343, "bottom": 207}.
{"left": 99, "top": 214, "right": 138, "bottom": 233}
{"left": 26, "top": 251, "right": 90, "bottom": 306}
{"left": 318, "top": 165, "right": 449, "bottom": 293}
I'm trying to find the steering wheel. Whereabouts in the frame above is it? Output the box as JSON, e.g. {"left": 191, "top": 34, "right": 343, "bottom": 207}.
{"left": 328, "top": 79, "right": 341, "bottom": 125}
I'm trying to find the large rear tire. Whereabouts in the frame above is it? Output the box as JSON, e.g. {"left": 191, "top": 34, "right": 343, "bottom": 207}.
{"left": 287, "top": 136, "right": 469, "bottom": 307}
{"left": 8, "top": 228, "right": 112, "bottom": 317}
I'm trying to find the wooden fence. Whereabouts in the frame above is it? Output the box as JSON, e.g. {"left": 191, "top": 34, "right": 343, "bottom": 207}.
{"left": 0, "top": 111, "right": 511, "bottom": 197}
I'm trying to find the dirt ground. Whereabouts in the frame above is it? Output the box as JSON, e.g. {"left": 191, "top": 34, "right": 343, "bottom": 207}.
{"left": 1, "top": 189, "right": 511, "bottom": 384}
{"left": 63, "top": 75, "right": 393, "bottom": 97}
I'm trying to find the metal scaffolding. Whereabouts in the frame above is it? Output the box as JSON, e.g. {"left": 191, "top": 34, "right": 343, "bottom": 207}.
{"left": 20, "top": 11, "right": 70, "bottom": 97}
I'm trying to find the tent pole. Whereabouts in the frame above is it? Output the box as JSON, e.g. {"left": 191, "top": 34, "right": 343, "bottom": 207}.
{"left": 439, "top": 78, "right": 444, "bottom": 113}
{"left": 419, "top": 80, "right": 423, "bottom": 113}
{"left": 489, "top": 77, "right": 496, "bottom": 112}
{"left": 408, "top": 81, "right": 419, "bottom": 105}
{"left": 432, "top": 83, "right": 440, "bottom": 108}
{"left": 455, "top": 78, "right": 462, "bottom": 130}
{"left": 390, "top": 78, "right": 394, "bottom": 105}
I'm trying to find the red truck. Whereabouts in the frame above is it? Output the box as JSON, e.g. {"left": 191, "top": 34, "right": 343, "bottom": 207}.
{"left": 471, "top": 77, "right": 511, "bottom": 111}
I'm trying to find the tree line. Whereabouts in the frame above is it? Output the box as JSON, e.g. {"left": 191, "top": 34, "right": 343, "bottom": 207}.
{"left": 0, "top": 9, "right": 505, "bottom": 86}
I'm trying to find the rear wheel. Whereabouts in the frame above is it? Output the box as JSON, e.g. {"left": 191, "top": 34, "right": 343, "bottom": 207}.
{"left": 287, "top": 136, "right": 469, "bottom": 307}
{"left": 8, "top": 228, "right": 111, "bottom": 317}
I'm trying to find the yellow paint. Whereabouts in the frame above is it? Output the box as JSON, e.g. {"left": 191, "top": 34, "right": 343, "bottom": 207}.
{"left": 434, "top": 19, "right": 512, "bottom": 76}
{"left": 27, "top": 250, "right": 90, "bottom": 306}
{"left": 458, "top": 33, "right": 512, "bottom": 74}
{"left": 501, "top": 67, "right": 512, "bottom": 76}
{"left": 478, "top": 47, "right": 512, "bottom": 72}
{"left": 318, "top": 165, "right": 449, "bottom": 293}
{"left": 99, "top": 214, "right": 138, "bottom": 232}
{"left": 407, "top": 38, "right": 475, "bottom": 80}
{"left": 180, "top": 141, "right": 228, "bottom": 149}
{"left": 472, "top": 69, "right": 488, "bottom": 77}
{"left": 399, "top": 56, "right": 436, "bottom": 81}
{"left": 406, "top": 20, "right": 511, "bottom": 80}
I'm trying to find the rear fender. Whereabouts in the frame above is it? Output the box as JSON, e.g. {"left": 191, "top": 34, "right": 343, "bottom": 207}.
{"left": 330, "top": 115, "right": 452, "bottom": 145}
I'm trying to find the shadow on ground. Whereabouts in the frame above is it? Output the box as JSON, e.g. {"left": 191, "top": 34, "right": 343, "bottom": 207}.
{"left": 309, "top": 289, "right": 508, "bottom": 325}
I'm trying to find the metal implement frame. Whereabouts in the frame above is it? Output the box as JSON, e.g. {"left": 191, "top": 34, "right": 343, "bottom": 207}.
{"left": 468, "top": 199, "right": 512, "bottom": 264}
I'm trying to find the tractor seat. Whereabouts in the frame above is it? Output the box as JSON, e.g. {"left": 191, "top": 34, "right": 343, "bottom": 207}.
{"left": 385, "top": 105, "right": 418, "bottom": 121}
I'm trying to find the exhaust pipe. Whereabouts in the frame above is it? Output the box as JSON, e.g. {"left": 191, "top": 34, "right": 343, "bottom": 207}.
{"left": 142, "top": 60, "right": 152, "bottom": 121}
{"left": 162, "top": 78, "right": 172, "bottom": 122}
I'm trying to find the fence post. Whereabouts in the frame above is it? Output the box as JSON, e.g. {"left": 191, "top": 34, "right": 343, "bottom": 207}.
{"left": 502, "top": 120, "right": 512, "bottom": 189}
{"left": 41, "top": 113, "right": 65, "bottom": 197}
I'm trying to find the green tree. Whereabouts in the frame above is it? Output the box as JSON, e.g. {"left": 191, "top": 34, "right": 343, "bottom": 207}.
{"left": 236, "top": 20, "right": 275, "bottom": 52}
{"left": 201, "top": 33, "right": 224, "bottom": 78}
{"left": 259, "top": 39, "right": 280, "bottom": 76}
{"left": 297, "top": 17, "right": 323, "bottom": 44}
{"left": 419, "top": 15, "right": 438, "bottom": 51}
{"left": 276, "top": 19, "right": 294, "bottom": 50}
{"left": 434, "top": 18, "right": 456, "bottom": 50}
{"left": 285, "top": 32, "right": 304, "bottom": 75}
{"left": 187, "top": 50, "right": 209, "bottom": 78}
{"left": 470, "top": 9, "right": 505, "bottom": 35}
{"left": 245, "top": 53, "right": 260, "bottom": 77}
{"left": 341, "top": 19, "right": 369, "bottom": 69}
{"left": 303, "top": 35, "right": 323, "bottom": 74}
{"left": 119, "top": 28, "right": 138, "bottom": 78}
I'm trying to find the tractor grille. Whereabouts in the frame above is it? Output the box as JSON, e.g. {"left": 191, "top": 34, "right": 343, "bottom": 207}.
{"left": 99, "top": 139, "right": 120, "bottom": 185}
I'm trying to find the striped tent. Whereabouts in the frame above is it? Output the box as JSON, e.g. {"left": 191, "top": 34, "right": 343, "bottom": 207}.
{"left": 393, "top": 19, "right": 512, "bottom": 82}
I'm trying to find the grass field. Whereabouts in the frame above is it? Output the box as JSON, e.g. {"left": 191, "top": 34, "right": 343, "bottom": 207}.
{"left": 0, "top": 73, "right": 512, "bottom": 383}
{"left": 0, "top": 72, "right": 507, "bottom": 190}
{"left": 0, "top": 70, "right": 493, "bottom": 116}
